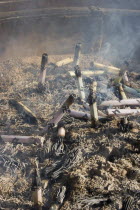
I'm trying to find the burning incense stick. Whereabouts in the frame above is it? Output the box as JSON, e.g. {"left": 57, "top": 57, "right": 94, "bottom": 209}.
{"left": 74, "top": 65, "right": 85, "bottom": 101}
{"left": 88, "top": 81, "right": 99, "bottom": 127}
{"left": 73, "top": 43, "right": 82, "bottom": 66}
{"left": 32, "top": 160, "right": 43, "bottom": 209}
{"left": 39, "top": 53, "right": 48, "bottom": 84}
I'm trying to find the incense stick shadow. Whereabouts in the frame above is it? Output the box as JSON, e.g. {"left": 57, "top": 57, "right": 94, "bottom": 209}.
{"left": 23, "top": 65, "right": 38, "bottom": 74}
{"left": 21, "top": 85, "right": 48, "bottom": 96}
{"left": 84, "top": 126, "right": 119, "bottom": 140}
{"left": 119, "top": 136, "right": 140, "bottom": 152}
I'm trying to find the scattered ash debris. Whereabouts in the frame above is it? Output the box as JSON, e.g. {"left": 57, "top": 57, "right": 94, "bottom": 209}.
{"left": 0, "top": 53, "right": 140, "bottom": 210}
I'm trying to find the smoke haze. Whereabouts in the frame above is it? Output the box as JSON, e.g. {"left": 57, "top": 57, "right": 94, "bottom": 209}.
{"left": 0, "top": 0, "right": 140, "bottom": 65}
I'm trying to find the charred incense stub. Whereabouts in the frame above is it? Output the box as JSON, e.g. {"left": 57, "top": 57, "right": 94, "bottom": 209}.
{"left": 88, "top": 81, "right": 99, "bottom": 127}
{"left": 74, "top": 65, "right": 85, "bottom": 101}
{"left": 118, "top": 118, "right": 133, "bottom": 132}
{"left": 31, "top": 160, "right": 43, "bottom": 209}
{"left": 39, "top": 53, "right": 48, "bottom": 85}
{"left": 118, "top": 83, "right": 128, "bottom": 131}
{"left": 73, "top": 43, "right": 82, "bottom": 66}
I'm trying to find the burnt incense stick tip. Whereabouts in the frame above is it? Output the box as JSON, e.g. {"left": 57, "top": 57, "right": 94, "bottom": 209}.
{"left": 74, "top": 65, "right": 81, "bottom": 77}
{"left": 88, "top": 94, "right": 97, "bottom": 106}
{"left": 76, "top": 43, "right": 82, "bottom": 49}
{"left": 88, "top": 87, "right": 97, "bottom": 105}
{"left": 57, "top": 121, "right": 65, "bottom": 129}
{"left": 48, "top": 123, "right": 55, "bottom": 130}
{"left": 68, "top": 94, "right": 76, "bottom": 103}
{"left": 41, "top": 53, "right": 48, "bottom": 72}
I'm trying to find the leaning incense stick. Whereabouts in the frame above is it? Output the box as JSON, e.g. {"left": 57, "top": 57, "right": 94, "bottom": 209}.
{"left": 40, "top": 95, "right": 75, "bottom": 135}
{"left": 119, "top": 83, "right": 127, "bottom": 100}
{"left": 55, "top": 58, "right": 73, "bottom": 67}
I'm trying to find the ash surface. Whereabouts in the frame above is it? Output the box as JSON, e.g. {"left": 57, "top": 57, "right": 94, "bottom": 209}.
{"left": 0, "top": 54, "right": 140, "bottom": 210}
